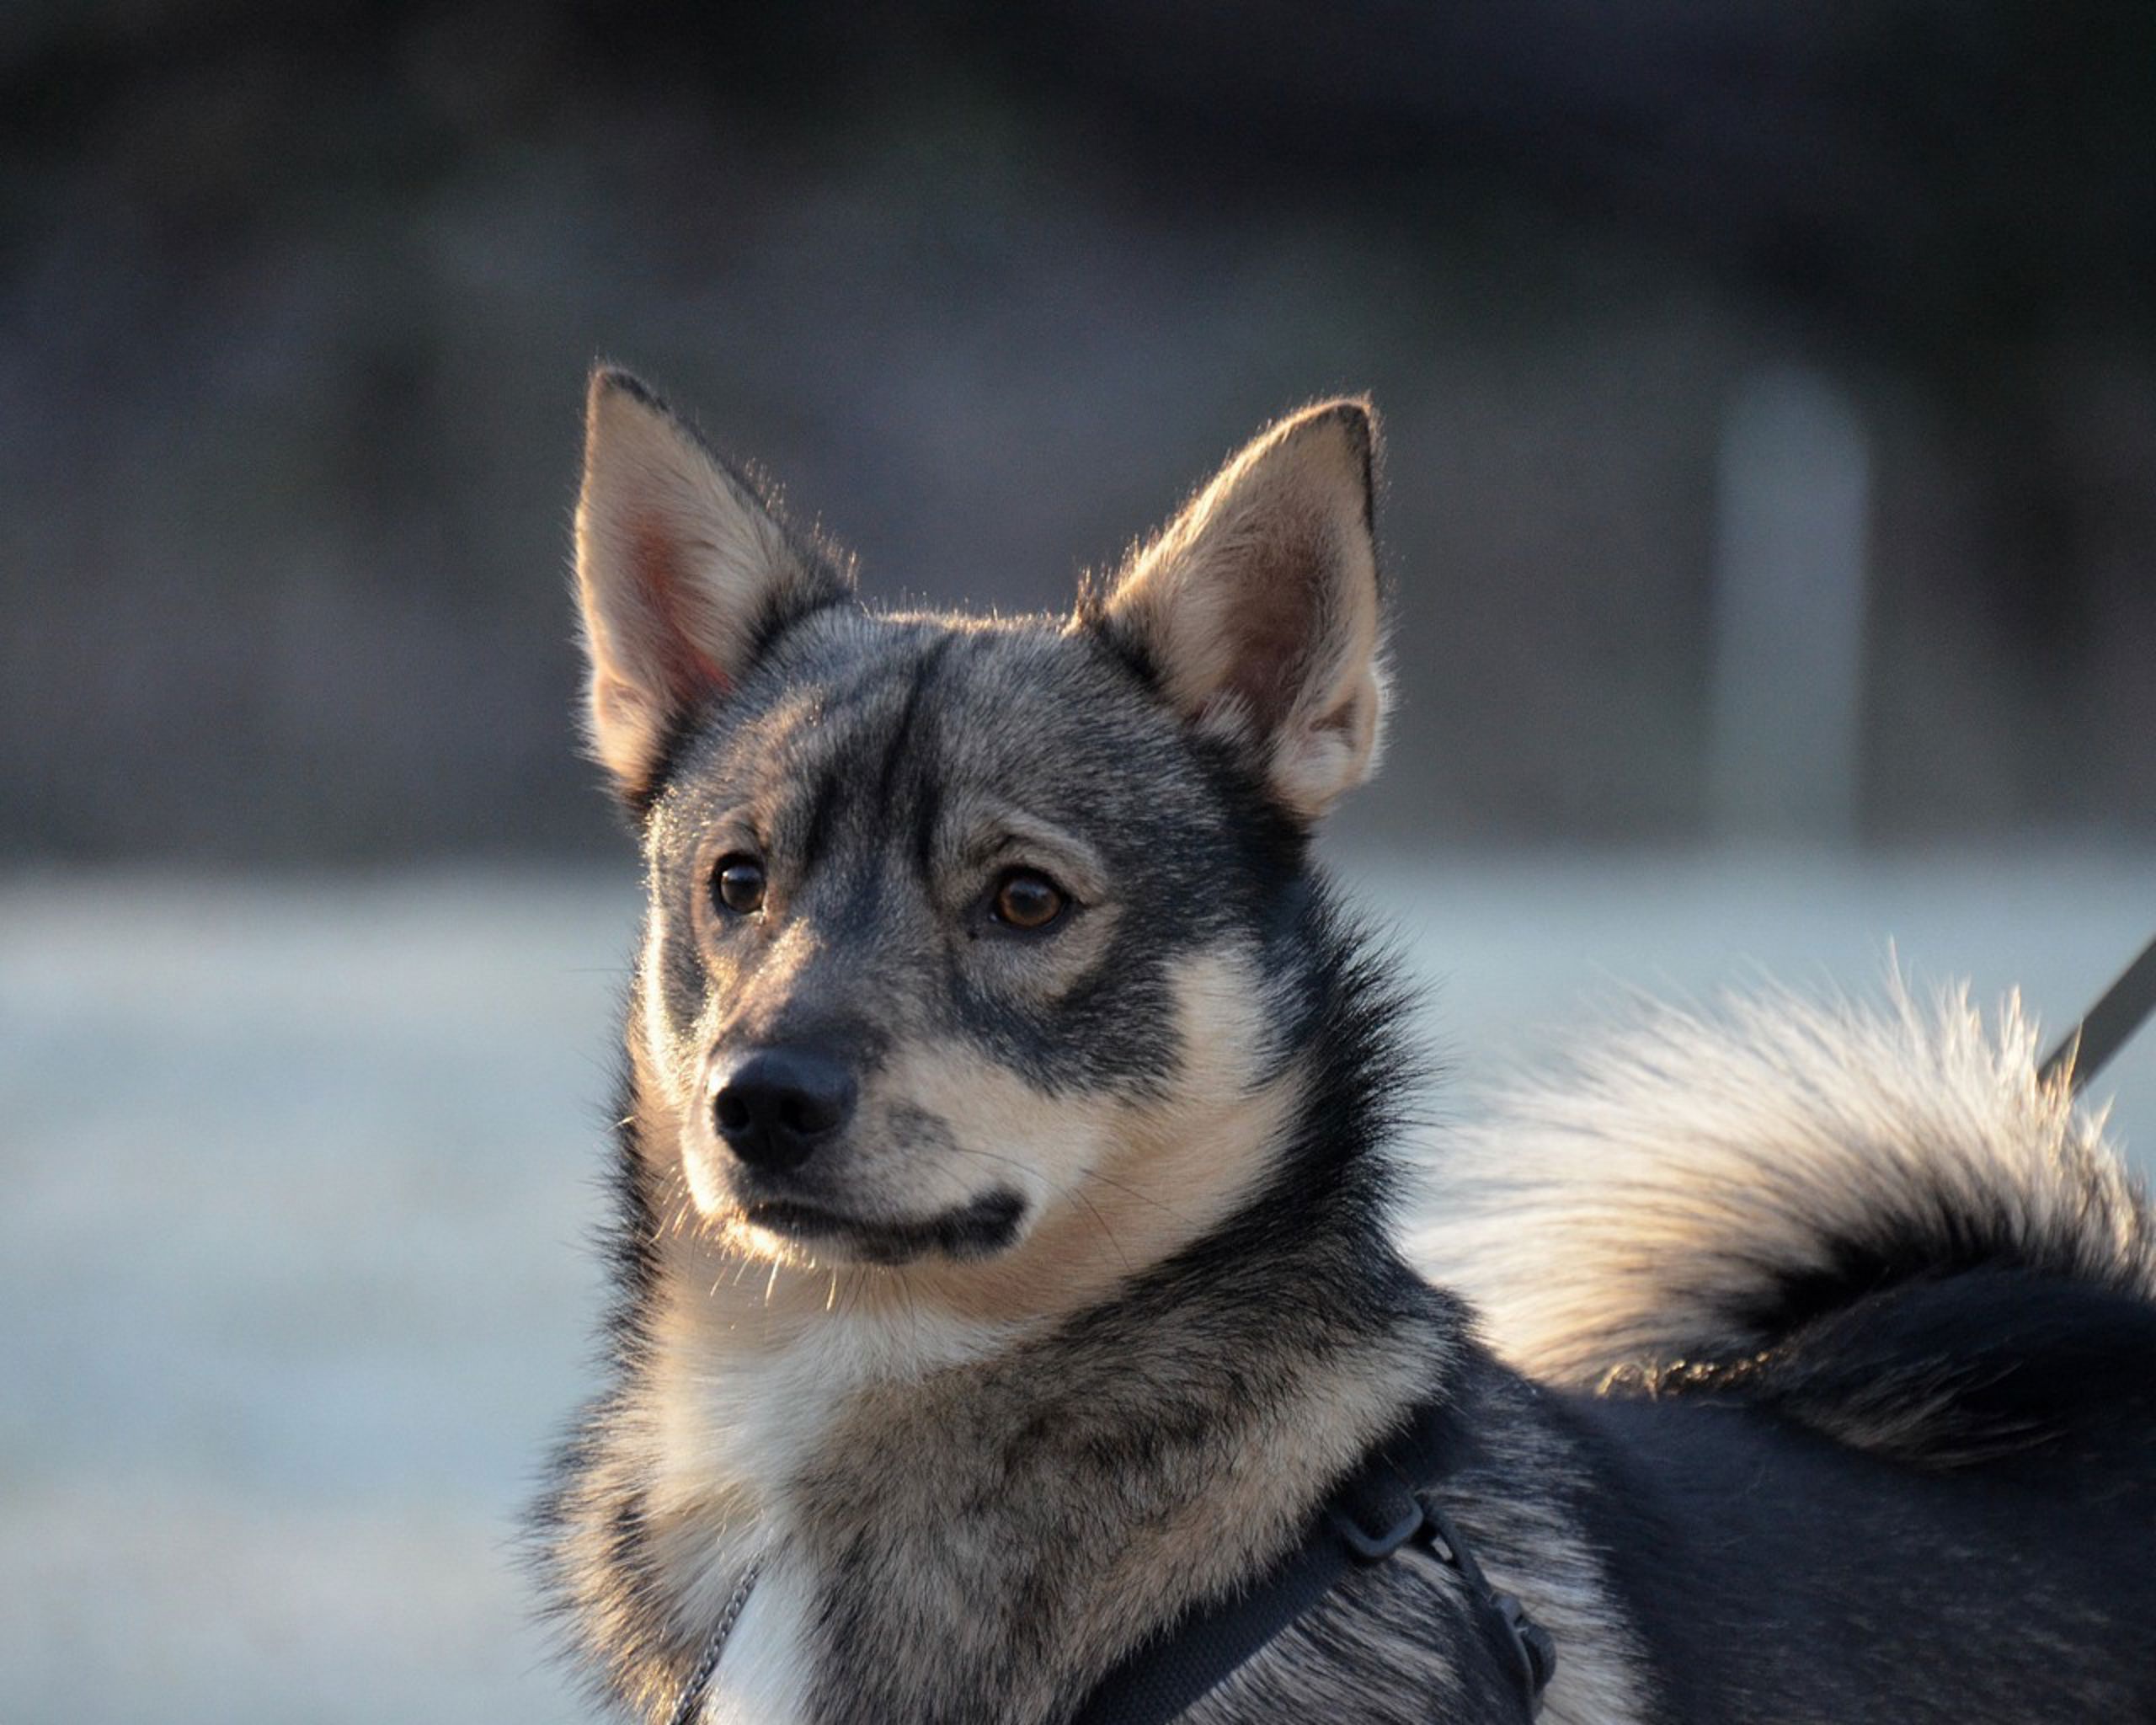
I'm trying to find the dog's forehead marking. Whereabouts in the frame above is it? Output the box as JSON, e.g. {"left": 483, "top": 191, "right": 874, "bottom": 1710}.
{"left": 662, "top": 611, "right": 1165, "bottom": 877}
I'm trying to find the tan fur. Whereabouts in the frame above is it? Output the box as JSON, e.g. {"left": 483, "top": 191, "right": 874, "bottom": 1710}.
{"left": 647, "top": 946, "right": 1294, "bottom": 1334}
{"left": 570, "top": 1150, "right": 1445, "bottom": 1718}
{"left": 1413, "top": 978, "right": 2155, "bottom": 1387}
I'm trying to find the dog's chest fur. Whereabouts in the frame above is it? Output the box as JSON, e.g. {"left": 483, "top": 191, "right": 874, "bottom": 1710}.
{"left": 578, "top": 1219, "right": 1462, "bottom": 1723}
{"left": 649, "top": 1290, "right": 1018, "bottom": 1721}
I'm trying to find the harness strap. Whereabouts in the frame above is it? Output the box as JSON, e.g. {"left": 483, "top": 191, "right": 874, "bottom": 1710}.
{"left": 1070, "top": 1399, "right": 1554, "bottom": 1724}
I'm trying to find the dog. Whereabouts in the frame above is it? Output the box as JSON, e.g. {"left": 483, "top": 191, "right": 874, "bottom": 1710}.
{"left": 532, "top": 369, "right": 2156, "bottom": 1722}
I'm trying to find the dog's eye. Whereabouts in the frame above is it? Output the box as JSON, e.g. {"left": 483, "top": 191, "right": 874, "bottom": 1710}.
{"left": 990, "top": 868, "right": 1067, "bottom": 932}
{"left": 712, "top": 855, "right": 766, "bottom": 916}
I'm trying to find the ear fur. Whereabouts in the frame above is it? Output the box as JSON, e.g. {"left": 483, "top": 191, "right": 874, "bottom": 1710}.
{"left": 573, "top": 367, "right": 851, "bottom": 806}
{"left": 1091, "top": 400, "right": 1388, "bottom": 822}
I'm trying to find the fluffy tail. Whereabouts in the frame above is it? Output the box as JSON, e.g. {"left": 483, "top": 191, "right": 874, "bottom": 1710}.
{"left": 1415, "top": 982, "right": 2156, "bottom": 1445}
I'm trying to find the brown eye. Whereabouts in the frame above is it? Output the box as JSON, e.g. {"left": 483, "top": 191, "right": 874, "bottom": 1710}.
{"left": 712, "top": 855, "right": 766, "bottom": 916}
{"left": 991, "top": 868, "right": 1067, "bottom": 932}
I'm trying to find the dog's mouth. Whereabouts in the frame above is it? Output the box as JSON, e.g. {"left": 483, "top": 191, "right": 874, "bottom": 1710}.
{"left": 741, "top": 1189, "right": 1027, "bottom": 1266}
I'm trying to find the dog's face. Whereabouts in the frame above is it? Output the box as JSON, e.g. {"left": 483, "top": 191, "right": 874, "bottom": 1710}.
{"left": 574, "top": 372, "right": 1387, "bottom": 1280}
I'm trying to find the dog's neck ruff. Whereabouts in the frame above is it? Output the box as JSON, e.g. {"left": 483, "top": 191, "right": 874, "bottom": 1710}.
{"left": 661, "top": 1397, "right": 1556, "bottom": 1725}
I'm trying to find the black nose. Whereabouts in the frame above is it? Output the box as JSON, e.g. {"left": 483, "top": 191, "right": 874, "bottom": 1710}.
{"left": 712, "top": 1047, "right": 857, "bottom": 1173}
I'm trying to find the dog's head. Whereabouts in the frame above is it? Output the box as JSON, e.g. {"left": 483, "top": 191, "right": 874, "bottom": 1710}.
{"left": 574, "top": 371, "right": 1387, "bottom": 1292}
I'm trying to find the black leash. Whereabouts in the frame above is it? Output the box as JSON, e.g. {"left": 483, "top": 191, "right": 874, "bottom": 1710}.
{"left": 1070, "top": 1399, "right": 1554, "bottom": 1724}
{"left": 2040, "top": 934, "right": 2156, "bottom": 1096}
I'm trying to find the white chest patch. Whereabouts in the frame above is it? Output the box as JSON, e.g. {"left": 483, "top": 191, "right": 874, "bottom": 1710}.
{"left": 703, "top": 1556, "right": 816, "bottom": 1725}
{"left": 652, "top": 1284, "right": 1017, "bottom": 1723}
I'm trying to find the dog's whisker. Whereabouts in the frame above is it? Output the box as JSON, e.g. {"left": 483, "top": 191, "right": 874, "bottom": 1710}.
{"left": 1071, "top": 1163, "right": 1198, "bottom": 1225}
{"left": 1069, "top": 1185, "right": 1133, "bottom": 1278}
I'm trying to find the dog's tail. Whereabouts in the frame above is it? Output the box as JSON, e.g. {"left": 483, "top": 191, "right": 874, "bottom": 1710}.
{"left": 1414, "top": 981, "right": 2156, "bottom": 1462}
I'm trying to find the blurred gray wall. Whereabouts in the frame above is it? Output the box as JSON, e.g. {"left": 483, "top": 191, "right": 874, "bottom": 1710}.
{"left": 3, "top": 0, "right": 2152, "bottom": 860}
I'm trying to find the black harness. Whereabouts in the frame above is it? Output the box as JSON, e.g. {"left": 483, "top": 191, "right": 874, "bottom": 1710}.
{"left": 1072, "top": 1397, "right": 1555, "bottom": 1723}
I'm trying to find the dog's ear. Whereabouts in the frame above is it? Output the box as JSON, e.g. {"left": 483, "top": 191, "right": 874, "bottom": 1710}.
{"left": 1091, "top": 400, "right": 1387, "bottom": 822}
{"left": 574, "top": 368, "right": 851, "bottom": 805}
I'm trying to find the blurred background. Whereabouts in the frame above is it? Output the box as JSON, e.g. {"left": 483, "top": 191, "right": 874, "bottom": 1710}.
{"left": 2, "top": 3, "right": 2150, "bottom": 1720}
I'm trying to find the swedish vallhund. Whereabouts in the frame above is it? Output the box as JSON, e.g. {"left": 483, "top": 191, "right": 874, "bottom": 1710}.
{"left": 533, "top": 369, "right": 2156, "bottom": 1723}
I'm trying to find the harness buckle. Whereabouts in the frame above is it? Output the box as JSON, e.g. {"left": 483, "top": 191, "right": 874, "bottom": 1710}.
{"left": 1495, "top": 1590, "right": 1560, "bottom": 1715}
{"left": 1422, "top": 1498, "right": 1559, "bottom": 1717}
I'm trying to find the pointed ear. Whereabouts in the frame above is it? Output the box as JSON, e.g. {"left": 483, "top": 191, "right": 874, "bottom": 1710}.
{"left": 573, "top": 368, "right": 851, "bottom": 805}
{"left": 1091, "top": 400, "right": 1388, "bottom": 822}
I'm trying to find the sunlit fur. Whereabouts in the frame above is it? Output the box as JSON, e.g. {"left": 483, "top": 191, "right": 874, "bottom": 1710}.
{"left": 535, "top": 371, "right": 2156, "bottom": 1723}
